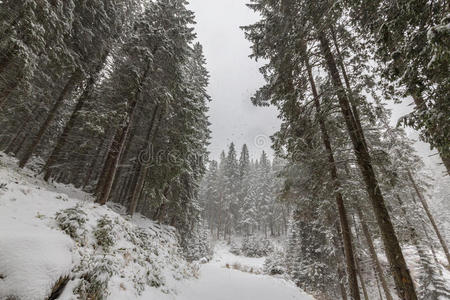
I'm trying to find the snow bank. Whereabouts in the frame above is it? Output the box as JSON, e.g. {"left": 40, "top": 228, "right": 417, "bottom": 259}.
{"left": 0, "top": 225, "right": 73, "bottom": 300}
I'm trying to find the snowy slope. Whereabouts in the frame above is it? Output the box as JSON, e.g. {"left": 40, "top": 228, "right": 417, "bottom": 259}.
{"left": 0, "top": 153, "right": 195, "bottom": 300}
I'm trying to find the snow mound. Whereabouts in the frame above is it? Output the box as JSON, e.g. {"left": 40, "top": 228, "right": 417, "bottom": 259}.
{"left": 0, "top": 225, "right": 73, "bottom": 300}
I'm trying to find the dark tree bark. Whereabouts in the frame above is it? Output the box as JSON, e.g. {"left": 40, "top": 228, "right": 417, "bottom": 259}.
{"left": 127, "top": 105, "right": 161, "bottom": 215}
{"left": 317, "top": 31, "right": 417, "bottom": 300}
{"left": 96, "top": 63, "right": 151, "bottom": 205}
{"left": 19, "top": 70, "right": 83, "bottom": 168}
{"left": 303, "top": 50, "right": 360, "bottom": 300}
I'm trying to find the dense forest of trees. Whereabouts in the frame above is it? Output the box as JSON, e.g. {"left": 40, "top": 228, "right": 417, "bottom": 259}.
{"left": 1, "top": 0, "right": 449, "bottom": 299}
{"left": 242, "top": 0, "right": 449, "bottom": 299}
{"left": 0, "top": 0, "right": 211, "bottom": 252}
{"left": 199, "top": 143, "right": 290, "bottom": 239}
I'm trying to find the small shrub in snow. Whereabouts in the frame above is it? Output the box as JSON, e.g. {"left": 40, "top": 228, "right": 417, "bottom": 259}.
{"left": 264, "top": 250, "right": 286, "bottom": 275}
{"left": 241, "top": 236, "right": 274, "bottom": 257}
{"left": 55, "top": 205, "right": 87, "bottom": 243}
{"left": 94, "top": 215, "right": 117, "bottom": 251}
{"left": 74, "top": 255, "right": 118, "bottom": 300}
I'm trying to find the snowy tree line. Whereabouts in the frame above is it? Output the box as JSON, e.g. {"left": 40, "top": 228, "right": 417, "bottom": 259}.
{"left": 0, "top": 0, "right": 211, "bottom": 253}
{"left": 243, "top": 0, "right": 449, "bottom": 299}
{"left": 199, "top": 143, "right": 291, "bottom": 240}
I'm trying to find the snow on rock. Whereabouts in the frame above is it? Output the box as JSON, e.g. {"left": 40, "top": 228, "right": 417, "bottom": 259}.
{"left": 0, "top": 224, "right": 73, "bottom": 300}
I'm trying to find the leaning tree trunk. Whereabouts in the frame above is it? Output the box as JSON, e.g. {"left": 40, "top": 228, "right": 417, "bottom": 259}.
{"left": 127, "top": 105, "right": 161, "bottom": 215}
{"left": 317, "top": 31, "right": 417, "bottom": 300}
{"left": 351, "top": 214, "right": 373, "bottom": 300}
{"left": 96, "top": 63, "right": 151, "bottom": 205}
{"left": 96, "top": 123, "right": 131, "bottom": 205}
{"left": 43, "top": 53, "right": 109, "bottom": 181}
{"left": 19, "top": 70, "right": 82, "bottom": 168}
{"left": 407, "top": 170, "right": 450, "bottom": 265}
{"left": 4, "top": 103, "right": 40, "bottom": 153}
{"left": 303, "top": 50, "right": 361, "bottom": 300}
{"left": 356, "top": 205, "right": 394, "bottom": 300}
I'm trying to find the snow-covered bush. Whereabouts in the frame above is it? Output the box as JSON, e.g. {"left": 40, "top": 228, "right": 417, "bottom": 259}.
{"left": 181, "top": 221, "right": 212, "bottom": 262}
{"left": 229, "top": 241, "right": 241, "bottom": 256}
{"left": 74, "top": 254, "right": 118, "bottom": 300}
{"left": 94, "top": 215, "right": 117, "bottom": 251}
{"left": 263, "top": 249, "right": 286, "bottom": 275}
{"left": 55, "top": 205, "right": 87, "bottom": 244}
{"left": 241, "top": 236, "right": 274, "bottom": 257}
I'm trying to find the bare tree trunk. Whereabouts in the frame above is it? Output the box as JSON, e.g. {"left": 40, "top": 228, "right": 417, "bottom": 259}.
{"left": 317, "top": 31, "right": 417, "bottom": 300}
{"left": 19, "top": 70, "right": 82, "bottom": 168}
{"left": 407, "top": 170, "right": 450, "bottom": 265}
{"left": 355, "top": 205, "right": 394, "bottom": 300}
{"left": 303, "top": 49, "right": 360, "bottom": 300}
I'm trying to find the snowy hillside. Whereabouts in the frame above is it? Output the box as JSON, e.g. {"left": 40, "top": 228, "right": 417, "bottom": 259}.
{"left": 0, "top": 153, "right": 315, "bottom": 300}
{"left": 0, "top": 153, "right": 196, "bottom": 300}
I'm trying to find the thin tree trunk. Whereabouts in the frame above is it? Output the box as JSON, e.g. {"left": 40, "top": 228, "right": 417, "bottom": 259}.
{"left": 19, "top": 70, "right": 82, "bottom": 168}
{"left": 317, "top": 31, "right": 417, "bottom": 300}
{"left": 374, "top": 265, "right": 385, "bottom": 300}
{"left": 95, "top": 132, "right": 116, "bottom": 195}
{"left": 303, "top": 49, "right": 360, "bottom": 300}
{"left": 351, "top": 214, "right": 371, "bottom": 300}
{"left": 355, "top": 205, "right": 394, "bottom": 300}
{"left": 82, "top": 136, "right": 107, "bottom": 189}
{"left": 407, "top": 170, "right": 450, "bottom": 265}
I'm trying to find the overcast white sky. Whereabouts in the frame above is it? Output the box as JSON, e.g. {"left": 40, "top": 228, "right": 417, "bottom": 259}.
{"left": 187, "top": 0, "right": 443, "bottom": 172}
{"left": 187, "top": 0, "right": 280, "bottom": 160}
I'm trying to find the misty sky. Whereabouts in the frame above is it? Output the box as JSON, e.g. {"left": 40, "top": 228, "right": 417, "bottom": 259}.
{"left": 187, "top": 0, "right": 442, "bottom": 171}
{"left": 188, "top": 0, "right": 280, "bottom": 160}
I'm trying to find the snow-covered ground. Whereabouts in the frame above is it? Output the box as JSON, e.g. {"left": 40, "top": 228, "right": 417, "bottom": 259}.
{"left": 142, "top": 243, "right": 315, "bottom": 300}
{"left": 0, "top": 153, "right": 314, "bottom": 300}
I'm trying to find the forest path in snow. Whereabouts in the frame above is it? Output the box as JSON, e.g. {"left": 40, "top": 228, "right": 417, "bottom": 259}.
{"left": 173, "top": 245, "right": 315, "bottom": 300}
